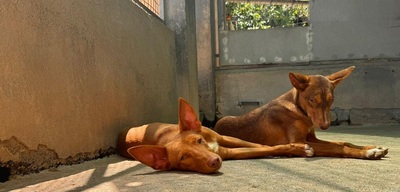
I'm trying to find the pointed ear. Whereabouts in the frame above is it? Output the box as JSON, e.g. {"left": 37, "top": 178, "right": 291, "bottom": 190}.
{"left": 127, "top": 145, "right": 171, "bottom": 171}
{"left": 289, "top": 72, "right": 309, "bottom": 91}
{"left": 326, "top": 66, "right": 355, "bottom": 88}
{"left": 178, "top": 97, "right": 201, "bottom": 133}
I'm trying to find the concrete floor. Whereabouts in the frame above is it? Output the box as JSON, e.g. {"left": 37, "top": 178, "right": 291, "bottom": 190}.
{"left": 1, "top": 125, "right": 399, "bottom": 192}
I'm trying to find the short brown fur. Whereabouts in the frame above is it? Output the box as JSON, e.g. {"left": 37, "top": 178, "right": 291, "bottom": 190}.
{"left": 118, "top": 98, "right": 313, "bottom": 174}
{"left": 215, "top": 66, "right": 388, "bottom": 160}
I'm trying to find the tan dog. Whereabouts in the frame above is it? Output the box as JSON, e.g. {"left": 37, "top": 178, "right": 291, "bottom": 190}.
{"left": 118, "top": 98, "right": 313, "bottom": 174}
{"left": 215, "top": 66, "right": 388, "bottom": 160}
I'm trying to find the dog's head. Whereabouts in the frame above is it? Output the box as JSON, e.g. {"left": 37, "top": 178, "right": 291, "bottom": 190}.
{"left": 127, "top": 98, "right": 222, "bottom": 174}
{"left": 288, "top": 66, "right": 355, "bottom": 130}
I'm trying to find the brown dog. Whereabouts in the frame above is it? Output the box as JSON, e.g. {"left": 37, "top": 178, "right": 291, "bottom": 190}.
{"left": 118, "top": 98, "right": 313, "bottom": 174}
{"left": 215, "top": 66, "right": 388, "bottom": 160}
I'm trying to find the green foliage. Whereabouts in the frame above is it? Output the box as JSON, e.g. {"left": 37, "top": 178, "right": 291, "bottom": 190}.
{"left": 225, "top": 2, "right": 309, "bottom": 30}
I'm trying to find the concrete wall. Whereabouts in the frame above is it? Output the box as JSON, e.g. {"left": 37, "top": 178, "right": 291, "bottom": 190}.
{"left": 0, "top": 0, "right": 183, "bottom": 176}
{"left": 215, "top": 0, "right": 400, "bottom": 124}
{"left": 219, "top": 27, "right": 311, "bottom": 65}
{"left": 216, "top": 62, "right": 400, "bottom": 118}
{"left": 196, "top": 0, "right": 216, "bottom": 122}
{"left": 311, "top": 0, "right": 400, "bottom": 61}
{"left": 164, "top": 0, "right": 200, "bottom": 113}
{"left": 217, "top": 0, "right": 400, "bottom": 65}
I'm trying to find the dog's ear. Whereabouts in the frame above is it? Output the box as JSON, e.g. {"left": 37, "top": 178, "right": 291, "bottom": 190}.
{"left": 326, "top": 66, "right": 355, "bottom": 88}
{"left": 178, "top": 98, "right": 202, "bottom": 133}
{"left": 127, "top": 145, "right": 171, "bottom": 171}
{"left": 289, "top": 72, "right": 309, "bottom": 91}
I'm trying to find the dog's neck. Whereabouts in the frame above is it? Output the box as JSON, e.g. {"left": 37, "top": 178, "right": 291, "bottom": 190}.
{"left": 291, "top": 89, "right": 308, "bottom": 118}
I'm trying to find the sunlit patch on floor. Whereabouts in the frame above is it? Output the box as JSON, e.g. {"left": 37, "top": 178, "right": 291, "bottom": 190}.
{"left": 85, "top": 181, "right": 119, "bottom": 191}
{"left": 103, "top": 160, "right": 141, "bottom": 177}
{"left": 125, "top": 181, "right": 143, "bottom": 187}
{"left": 19, "top": 169, "right": 95, "bottom": 191}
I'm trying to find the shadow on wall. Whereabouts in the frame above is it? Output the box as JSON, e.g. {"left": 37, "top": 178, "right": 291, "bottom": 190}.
{"left": 0, "top": 167, "right": 11, "bottom": 183}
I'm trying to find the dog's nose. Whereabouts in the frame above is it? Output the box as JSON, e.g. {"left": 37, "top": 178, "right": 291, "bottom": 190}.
{"left": 208, "top": 157, "right": 221, "bottom": 168}
{"left": 320, "top": 122, "right": 330, "bottom": 130}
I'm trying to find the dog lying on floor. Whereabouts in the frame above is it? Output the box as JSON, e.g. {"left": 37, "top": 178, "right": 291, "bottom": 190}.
{"left": 118, "top": 98, "right": 313, "bottom": 174}
{"left": 215, "top": 66, "right": 388, "bottom": 160}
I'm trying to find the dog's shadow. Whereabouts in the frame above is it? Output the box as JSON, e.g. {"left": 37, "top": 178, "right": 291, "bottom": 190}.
{"left": 304, "top": 156, "right": 389, "bottom": 162}
{"left": 133, "top": 164, "right": 224, "bottom": 177}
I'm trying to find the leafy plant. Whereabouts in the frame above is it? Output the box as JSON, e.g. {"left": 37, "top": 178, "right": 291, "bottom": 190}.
{"left": 225, "top": 2, "right": 309, "bottom": 30}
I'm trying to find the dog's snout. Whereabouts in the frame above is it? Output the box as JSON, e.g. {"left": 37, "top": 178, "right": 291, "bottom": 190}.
{"left": 208, "top": 157, "right": 221, "bottom": 168}
{"left": 320, "top": 122, "right": 330, "bottom": 130}
{"left": 318, "top": 111, "right": 331, "bottom": 130}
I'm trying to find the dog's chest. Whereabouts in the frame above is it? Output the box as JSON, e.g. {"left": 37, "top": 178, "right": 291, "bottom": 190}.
{"left": 207, "top": 140, "right": 219, "bottom": 153}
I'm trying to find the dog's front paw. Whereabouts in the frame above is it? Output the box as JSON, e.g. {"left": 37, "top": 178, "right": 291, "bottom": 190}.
{"left": 304, "top": 144, "right": 314, "bottom": 157}
{"left": 288, "top": 143, "right": 314, "bottom": 157}
{"left": 365, "top": 147, "right": 388, "bottom": 160}
{"left": 376, "top": 146, "right": 389, "bottom": 157}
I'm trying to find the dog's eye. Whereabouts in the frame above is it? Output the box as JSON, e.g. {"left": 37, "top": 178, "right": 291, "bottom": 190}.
{"left": 197, "top": 138, "right": 202, "bottom": 144}
{"left": 309, "top": 98, "right": 316, "bottom": 103}
{"left": 181, "top": 155, "right": 187, "bottom": 161}
{"left": 328, "top": 96, "right": 334, "bottom": 103}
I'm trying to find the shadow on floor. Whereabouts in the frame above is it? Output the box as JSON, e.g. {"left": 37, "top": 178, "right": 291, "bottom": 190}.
{"left": 317, "top": 124, "right": 400, "bottom": 138}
